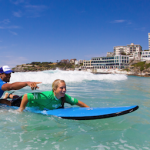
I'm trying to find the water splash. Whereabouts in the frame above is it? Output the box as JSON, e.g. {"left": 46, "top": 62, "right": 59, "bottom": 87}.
{"left": 10, "top": 70, "right": 127, "bottom": 84}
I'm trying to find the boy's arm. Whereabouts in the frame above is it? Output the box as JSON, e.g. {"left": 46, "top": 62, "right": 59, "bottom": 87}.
{"left": 76, "top": 100, "right": 89, "bottom": 107}
{"left": 18, "top": 94, "right": 28, "bottom": 112}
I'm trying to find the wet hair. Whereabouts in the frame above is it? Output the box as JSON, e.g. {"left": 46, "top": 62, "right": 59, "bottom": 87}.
{"left": 52, "top": 79, "right": 66, "bottom": 91}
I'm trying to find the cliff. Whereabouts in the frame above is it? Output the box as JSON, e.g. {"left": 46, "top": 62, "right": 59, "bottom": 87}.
{"left": 12, "top": 62, "right": 78, "bottom": 72}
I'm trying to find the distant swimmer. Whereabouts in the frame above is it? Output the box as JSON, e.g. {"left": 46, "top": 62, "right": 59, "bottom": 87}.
{"left": 0, "top": 65, "right": 41, "bottom": 106}
{"left": 18, "top": 79, "right": 89, "bottom": 112}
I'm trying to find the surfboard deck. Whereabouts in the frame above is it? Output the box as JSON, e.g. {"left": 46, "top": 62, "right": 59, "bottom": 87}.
{"left": 0, "top": 104, "right": 139, "bottom": 120}
{"left": 25, "top": 105, "right": 139, "bottom": 120}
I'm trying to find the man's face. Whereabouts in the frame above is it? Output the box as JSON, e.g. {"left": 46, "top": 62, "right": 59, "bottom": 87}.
{"left": 0, "top": 73, "right": 11, "bottom": 82}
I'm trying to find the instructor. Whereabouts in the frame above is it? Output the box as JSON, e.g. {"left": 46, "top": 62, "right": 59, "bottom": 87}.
{"left": 0, "top": 65, "right": 41, "bottom": 105}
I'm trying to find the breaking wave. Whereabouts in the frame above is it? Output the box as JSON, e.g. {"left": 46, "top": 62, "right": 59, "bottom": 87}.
{"left": 10, "top": 70, "right": 127, "bottom": 84}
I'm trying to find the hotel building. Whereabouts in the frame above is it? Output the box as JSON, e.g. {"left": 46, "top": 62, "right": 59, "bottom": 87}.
{"left": 114, "top": 43, "right": 142, "bottom": 55}
{"left": 82, "top": 55, "right": 129, "bottom": 70}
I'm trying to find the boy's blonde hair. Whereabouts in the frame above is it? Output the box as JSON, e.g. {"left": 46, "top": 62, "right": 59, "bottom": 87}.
{"left": 52, "top": 79, "right": 65, "bottom": 91}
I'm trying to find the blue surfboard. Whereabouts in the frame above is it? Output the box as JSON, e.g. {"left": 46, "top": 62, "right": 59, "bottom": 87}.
{"left": 0, "top": 104, "right": 139, "bottom": 120}
{"left": 25, "top": 105, "right": 139, "bottom": 120}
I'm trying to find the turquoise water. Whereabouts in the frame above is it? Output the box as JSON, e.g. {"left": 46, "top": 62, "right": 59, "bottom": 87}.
{"left": 0, "top": 70, "right": 150, "bottom": 149}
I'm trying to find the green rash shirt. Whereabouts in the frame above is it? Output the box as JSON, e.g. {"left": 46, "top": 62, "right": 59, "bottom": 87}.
{"left": 26, "top": 91, "right": 78, "bottom": 110}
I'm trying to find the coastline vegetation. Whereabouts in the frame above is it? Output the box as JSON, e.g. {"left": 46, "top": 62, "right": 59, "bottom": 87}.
{"left": 131, "top": 61, "right": 150, "bottom": 72}
{"left": 13, "top": 61, "right": 83, "bottom": 72}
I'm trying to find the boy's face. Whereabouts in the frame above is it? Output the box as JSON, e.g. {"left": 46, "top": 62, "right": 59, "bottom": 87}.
{"left": 54, "top": 82, "right": 66, "bottom": 99}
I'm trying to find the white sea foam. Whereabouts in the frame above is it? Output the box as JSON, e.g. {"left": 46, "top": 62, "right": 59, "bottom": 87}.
{"left": 10, "top": 70, "right": 127, "bottom": 84}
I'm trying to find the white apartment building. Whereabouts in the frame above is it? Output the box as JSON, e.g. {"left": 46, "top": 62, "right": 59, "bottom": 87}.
{"left": 82, "top": 60, "right": 93, "bottom": 69}
{"left": 133, "top": 52, "right": 141, "bottom": 60}
{"left": 114, "top": 43, "right": 142, "bottom": 55}
{"left": 148, "top": 33, "right": 150, "bottom": 50}
{"left": 114, "top": 46, "right": 126, "bottom": 55}
{"left": 75, "top": 60, "right": 83, "bottom": 65}
{"left": 126, "top": 43, "right": 142, "bottom": 54}
{"left": 141, "top": 51, "right": 150, "bottom": 61}
{"left": 70, "top": 59, "right": 77, "bottom": 64}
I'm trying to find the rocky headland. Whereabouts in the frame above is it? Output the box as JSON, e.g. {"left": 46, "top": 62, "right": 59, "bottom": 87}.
{"left": 12, "top": 61, "right": 150, "bottom": 77}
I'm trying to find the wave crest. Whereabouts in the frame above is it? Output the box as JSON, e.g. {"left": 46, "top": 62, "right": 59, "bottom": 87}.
{"left": 10, "top": 70, "right": 127, "bottom": 84}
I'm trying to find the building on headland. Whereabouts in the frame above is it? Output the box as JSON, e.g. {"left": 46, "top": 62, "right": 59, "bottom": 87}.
{"left": 141, "top": 51, "right": 150, "bottom": 61}
{"left": 112, "top": 43, "right": 142, "bottom": 63}
{"left": 75, "top": 60, "right": 83, "bottom": 65}
{"left": 60, "top": 59, "right": 70, "bottom": 63}
{"left": 62, "top": 33, "right": 150, "bottom": 72}
{"left": 82, "top": 60, "right": 92, "bottom": 70}
{"left": 81, "top": 42, "right": 143, "bottom": 72}
{"left": 82, "top": 55, "right": 129, "bottom": 71}
{"left": 131, "top": 52, "right": 141, "bottom": 60}
{"left": 60, "top": 59, "right": 77, "bottom": 64}
{"left": 126, "top": 43, "right": 142, "bottom": 54}
{"left": 114, "top": 43, "right": 142, "bottom": 55}
{"left": 70, "top": 59, "right": 77, "bottom": 64}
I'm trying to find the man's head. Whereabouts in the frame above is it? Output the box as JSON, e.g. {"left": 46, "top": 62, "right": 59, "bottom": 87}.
{"left": 0, "top": 65, "right": 14, "bottom": 82}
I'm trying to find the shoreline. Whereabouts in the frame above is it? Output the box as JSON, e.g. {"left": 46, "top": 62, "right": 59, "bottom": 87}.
{"left": 92, "top": 72, "right": 150, "bottom": 77}
{"left": 86, "top": 68, "right": 150, "bottom": 77}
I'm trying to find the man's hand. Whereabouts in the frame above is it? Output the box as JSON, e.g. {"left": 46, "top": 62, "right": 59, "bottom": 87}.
{"left": 26, "top": 82, "right": 42, "bottom": 90}
{"left": 2, "top": 81, "right": 42, "bottom": 91}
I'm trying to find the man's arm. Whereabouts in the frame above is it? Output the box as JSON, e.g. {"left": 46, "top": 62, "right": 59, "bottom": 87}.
{"left": 1, "top": 82, "right": 41, "bottom": 91}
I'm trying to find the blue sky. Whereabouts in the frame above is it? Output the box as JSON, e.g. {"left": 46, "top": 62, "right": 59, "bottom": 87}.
{"left": 0, "top": 0, "right": 150, "bottom": 68}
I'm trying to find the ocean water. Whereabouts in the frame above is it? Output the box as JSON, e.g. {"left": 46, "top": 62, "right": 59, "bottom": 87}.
{"left": 0, "top": 70, "right": 150, "bottom": 150}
